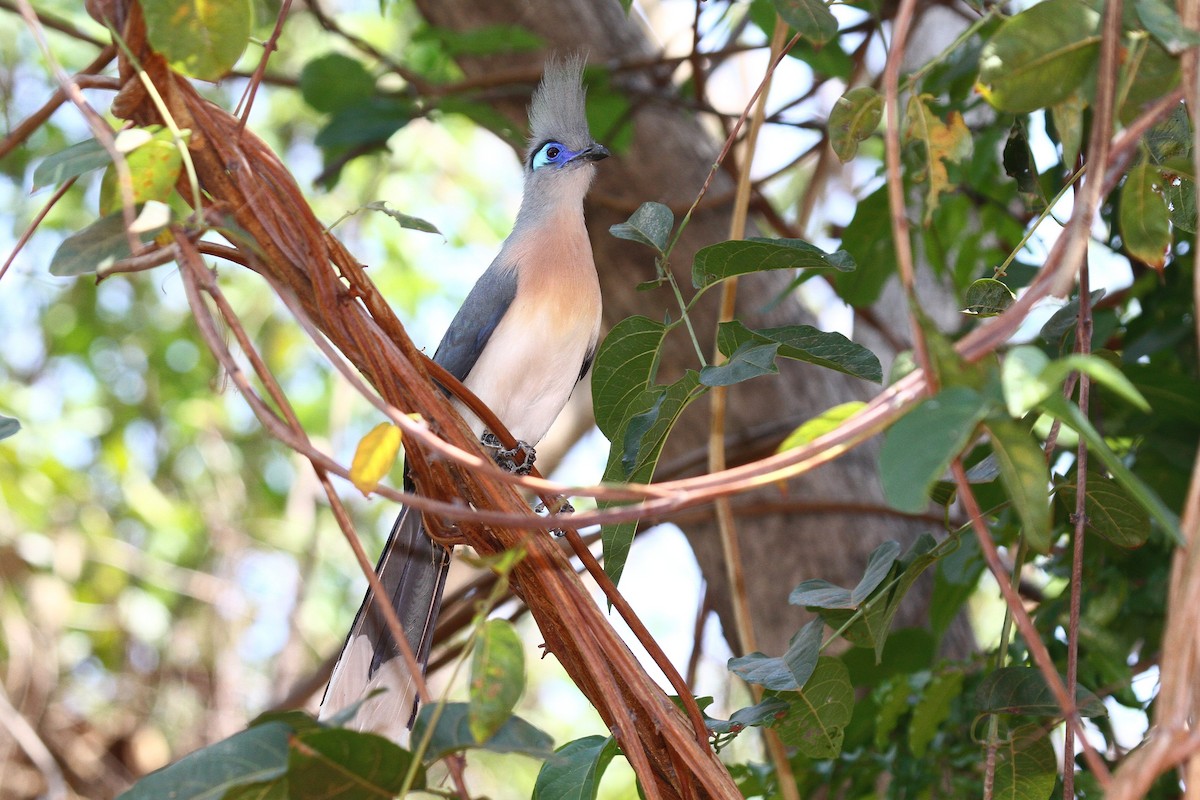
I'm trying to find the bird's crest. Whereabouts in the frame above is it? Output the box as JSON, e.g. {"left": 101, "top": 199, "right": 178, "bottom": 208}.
{"left": 527, "top": 55, "right": 592, "bottom": 155}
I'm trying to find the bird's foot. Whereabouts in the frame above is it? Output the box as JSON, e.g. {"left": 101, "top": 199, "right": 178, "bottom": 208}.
{"left": 534, "top": 496, "right": 576, "bottom": 537}
{"left": 480, "top": 432, "right": 536, "bottom": 475}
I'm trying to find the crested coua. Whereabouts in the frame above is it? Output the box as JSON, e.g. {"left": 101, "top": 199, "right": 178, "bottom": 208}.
{"left": 319, "top": 57, "right": 609, "bottom": 740}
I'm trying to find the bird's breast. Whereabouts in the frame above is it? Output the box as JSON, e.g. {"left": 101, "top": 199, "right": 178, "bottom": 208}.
{"left": 458, "top": 216, "right": 602, "bottom": 445}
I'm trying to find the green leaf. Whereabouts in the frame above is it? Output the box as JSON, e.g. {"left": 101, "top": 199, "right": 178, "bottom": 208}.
{"left": 33, "top": 139, "right": 111, "bottom": 189}
{"left": 1120, "top": 161, "right": 1172, "bottom": 269}
{"left": 1038, "top": 289, "right": 1106, "bottom": 346}
{"left": 992, "top": 727, "right": 1057, "bottom": 800}
{"left": 790, "top": 541, "right": 901, "bottom": 609}
{"left": 609, "top": 202, "right": 673, "bottom": 254}
{"left": 962, "top": 278, "right": 1016, "bottom": 317}
{"left": 1051, "top": 92, "right": 1086, "bottom": 170}
{"left": 288, "top": 729, "right": 424, "bottom": 799}
{"left": 116, "top": 722, "right": 291, "bottom": 799}
{"left": 715, "top": 695, "right": 792, "bottom": 734}
{"left": 223, "top": 780, "right": 288, "bottom": 800}
{"left": 855, "top": 535, "right": 941, "bottom": 661}
{"left": 413, "top": 24, "right": 543, "bottom": 56}
{"left": 1136, "top": 0, "right": 1200, "bottom": 55}
{"left": 829, "top": 86, "right": 883, "bottom": 162}
{"left": 533, "top": 736, "right": 618, "bottom": 800}
{"left": 773, "top": 657, "right": 854, "bottom": 758}
{"left": 590, "top": 316, "right": 667, "bottom": 438}
{"left": 778, "top": 402, "right": 867, "bottom": 452}
{"left": 909, "top": 669, "right": 965, "bottom": 758}
{"left": 931, "top": 534, "right": 984, "bottom": 638}
{"left": 599, "top": 371, "right": 704, "bottom": 589}
{"left": 975, "top": 666, "right": 1107, "bottom": 718}
{"left": 977, "top": 0, "right": 1102, "bottom": 113}
{"left": 880, "top": 387, "right": 990, "bottom": 513}
{"left": 699, "top": 340, "right": 780, "bottom": 387}
{"left": 1040, "top": 394, "right": 1182, "bottom": 543}
{"left": 985, "top": 417, "right": 1051, "bottom": 552}
{"left": 49, "top": 210, "right": 171, "bottom": 277}
{"left": 100, "top": 127, "right": 187, "bottom": 215}
{"left": 1002, "top": 345, "right": 1150, "bottom": 418}
{"left": 361, "top": 201, "right": 441, "bottom": 235}
{"left": 772, "top": 0, "right": 838, "bottom": 44}
{"left": 141, "top": 0, "right": 253, "bottom": 81}
{"left": 1057, "top": 471, "right": 1151, "bottom": 548}
{"left": 728, "top": 619, "right": 822, "bottom": 691}
{"left": 836, "top": 187, "right": 896, "bottom": 305}
{"left": 300, "top": 54, "right": 376, "bottom": 114}
{"left": 315, "top": 97, "right": 414, "bottom": 151}
{"left": 0, "top": 415, "right": 19, "bottom": 441}
{"left": 692, "top": 237, "right": 854, "bottom": 289}
{"left": 411, "top": 703, "right": 554, "bottom": 762}
{"left": 469, "top": 619, "right": 526, "bottom": 743}
{"left": 716, "top": 320, "right": 882, "bottom": 383}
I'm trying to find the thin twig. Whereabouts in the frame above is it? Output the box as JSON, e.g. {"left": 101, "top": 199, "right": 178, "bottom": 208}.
{"left": 1063, "top": 216, "right": 1095, "bottom": 799}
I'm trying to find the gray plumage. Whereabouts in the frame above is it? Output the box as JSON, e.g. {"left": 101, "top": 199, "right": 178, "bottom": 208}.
{"left": 320, "top": 56, "right": 609, "bottom": 741}
{"left": 526, "top": 55, "right": 593, "bottom": 164}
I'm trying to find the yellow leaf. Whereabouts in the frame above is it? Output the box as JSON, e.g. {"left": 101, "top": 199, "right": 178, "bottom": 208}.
{"left": 350, "top": 422, "right": 402, "bottom": 496}
{"left": 777, "top": 402, "right": 867, "bottom": 453}
{"left": 904, "top": 95, "right": 973, "bottom": 222}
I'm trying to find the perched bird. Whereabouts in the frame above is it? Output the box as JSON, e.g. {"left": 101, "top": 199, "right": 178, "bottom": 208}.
{"left": 319, "top": 56, "right": 609, "bottom": 741}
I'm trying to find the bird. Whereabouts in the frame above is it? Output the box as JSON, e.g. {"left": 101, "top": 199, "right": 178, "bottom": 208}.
{"left": 319, "top": 56, "right": 609, "bottom": 741}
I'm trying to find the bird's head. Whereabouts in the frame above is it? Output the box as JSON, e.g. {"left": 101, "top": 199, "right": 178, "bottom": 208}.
{"left": 523, "top": 56, "right": 609, "bottom": 192}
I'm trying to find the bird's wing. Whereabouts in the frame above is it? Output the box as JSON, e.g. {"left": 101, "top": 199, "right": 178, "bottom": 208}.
{"left": 319, "top": 499, "right": 450, "bottom": 739}
{"left": 432, "top": 261, "right": 518, "bottom": 381}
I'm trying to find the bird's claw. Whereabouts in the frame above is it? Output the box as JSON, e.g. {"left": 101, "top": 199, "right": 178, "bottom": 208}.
{"left": 535, "top": 497, "right": 575, "bottom": 537}
{"left": 480, "top": 432, "right": 536, "bottom": 475}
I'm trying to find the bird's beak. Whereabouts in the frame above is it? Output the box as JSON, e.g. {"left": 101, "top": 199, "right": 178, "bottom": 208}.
{"left": 573, "top": 143, "right": 610, "bottom": 163}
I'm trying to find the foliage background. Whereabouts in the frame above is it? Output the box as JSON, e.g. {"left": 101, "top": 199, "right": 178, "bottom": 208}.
{"left": 0, "top": 0, "right": 1197, "bottom": 798}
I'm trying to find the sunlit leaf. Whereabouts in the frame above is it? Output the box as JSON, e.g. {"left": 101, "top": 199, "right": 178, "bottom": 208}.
{"left": 777, "top": 402, "right": 867, "bottom": 453}
{"left": 142, "top": 0, "right": 253, "bottom": 81}
{"left": 350, "top": 422, "right": 402, "bottom": 496}
{"left": 977, "top": 0, "right": 1101, "bottom": 112}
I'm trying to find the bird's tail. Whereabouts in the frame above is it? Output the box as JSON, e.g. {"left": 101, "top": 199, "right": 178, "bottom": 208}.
{"left": 319, "top": 505, "right": 451, "bottom": 741}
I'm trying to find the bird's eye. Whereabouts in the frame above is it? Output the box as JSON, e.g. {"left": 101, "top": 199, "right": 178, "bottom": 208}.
{"left": 532, "top": 141, "right": 568, "bottom": 170}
